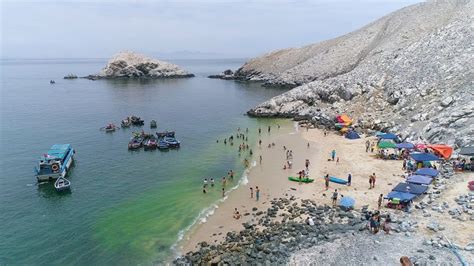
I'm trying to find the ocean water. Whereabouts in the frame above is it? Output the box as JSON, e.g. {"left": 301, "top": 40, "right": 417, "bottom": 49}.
{"left": 0, "top": 58, "right": 288, "bottom": 264}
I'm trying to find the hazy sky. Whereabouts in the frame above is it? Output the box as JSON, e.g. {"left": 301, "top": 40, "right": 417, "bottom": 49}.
{"left": 1, "top": 0, "right": 422, "bottom": 59}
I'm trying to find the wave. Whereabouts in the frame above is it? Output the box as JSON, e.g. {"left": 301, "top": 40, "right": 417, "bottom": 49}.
{"left": 170, "top": 162, "right": 255, "bottom": 260}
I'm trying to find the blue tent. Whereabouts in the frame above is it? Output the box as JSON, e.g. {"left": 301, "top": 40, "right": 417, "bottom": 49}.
{"left": 393, "top": 182, "right": 428, "bottom": 195}
{"left": 415, "top": 168, "right": 439, "bottom": 177}
{"left": 407, "top": 175, "right": 433, "bottom": 185}
{"left": 386, "top": 191, "right": 417, "bottom": 202}
{"left": 345, "top": 131, "right": 360, "bottom": 139}
{"left": 339, "top": 197, "right": 355, "bottom": 209}
{"left": 396, "top": 142, "right": 415, "bottom": 149}
{"left": 378, "top": 133, "right": 398, "bottom": 140}
{"left": 410, "top": 152, "right": 441, "bottom": 162}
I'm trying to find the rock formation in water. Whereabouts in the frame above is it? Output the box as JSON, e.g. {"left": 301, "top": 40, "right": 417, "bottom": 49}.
{"left": 233, "top": 0, "right": 473, "bottom": 147}
{"left": 85, "top": 51, "right": 194, "bottom": 80}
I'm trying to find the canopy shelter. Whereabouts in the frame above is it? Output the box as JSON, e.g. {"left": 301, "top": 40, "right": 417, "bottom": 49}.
{"left": 345, "top": 131, "right": 360, "bottom": 139}
{"left": 459, "top": 145, "right": 474, "bottom": 156}
{"left": 428, "top": 144, "right": 453, "bottom": 159}
{"left": 410, "top": 152, "right": 441, "bottom": 162}
{"left": 396, "top": 142, "right": 415, "bottom": 149}
{"left": 339, "top": 197, "right": 355, "bottom": 210}
{"left": 378, "top": 133, "right": 398, "bottom": 140}
{"left": 386, "top": 191, "right": 417, "bottom": 202}
{"left": 415, "top": 168, "right": 439, "bottom": 177}
{"left": 378, "top": 141, "right": 396, "bottom": 149}
{"left": 393, "top": 182, "right": 429, "bottom": 195}
{"left": 336, "top": 114, "right": 352, "bottom": 125}
{"left": 407, "top": 175, "right": 433, "bottom": 185}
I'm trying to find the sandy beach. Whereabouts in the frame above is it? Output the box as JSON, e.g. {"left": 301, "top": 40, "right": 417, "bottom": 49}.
{"left": 178, "top": 122, "right": 460, "bottom": 254}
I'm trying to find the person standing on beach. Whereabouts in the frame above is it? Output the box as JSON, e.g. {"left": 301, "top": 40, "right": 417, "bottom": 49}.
{"left": 331, "top": 150, "right": 336, "bottom": 161}
{"left": 372, "top": 173, "right": 377, "bottom": 188}
{"left": 268, "top": 125, "right": 271, "bottom": 133}
{"left": 305, "top": 159, "right": 310, "bottom": 170}
{"left": 222, "top": 187, "right": 225, "bottom": 197}
{"left": 244, "top": 159, "right": 250, "bottom": 168}
{"left": 347, "top": 173, "right": 352, "bottom": 186}
{"left": 325, "top": 174, "right": 330, "bottom": 190}
{"left": 365, "top": 140, "right": 370, "bottom": 152}
{"left": 307, "top": 142, "right": 310, "bottom": 148}
{"left": 378, "top": 194, "right": 383, "bottom": 209}
{"left": 255, "top": 186, "right": 260, "bottom": 201}
{"left": 259, "top": 139, "right": 262, "bottom": 146}
{"left": 324, "top": 130, "right": 327, "bottom": 137}
{"left": 258, "top": 127, "right": 261, "bottom": 134}
{"left": 336, "top": 157, "right": 340, "bottom": 164}
{"left": 332, "top": 189, "right": 338, "bottom": 207}
{"left": 250, "top": 187, "right": 253, "bottom": 198}
{"left": 402, "top": 159, "right": 407, "bottom": 170}
{"left": 287, "top": 160, "right": 292, "bottom": 169}
{"left": 259, "top": 155, "right": 262, "bottom": 164}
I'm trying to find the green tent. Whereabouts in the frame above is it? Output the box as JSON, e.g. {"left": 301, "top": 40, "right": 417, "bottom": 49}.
{"left": 378, "top": 141, "right": 396, "bottom": 149}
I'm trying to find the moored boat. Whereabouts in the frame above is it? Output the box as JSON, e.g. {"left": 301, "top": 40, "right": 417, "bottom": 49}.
{"left": 157, "top": 140, "right": 170, "bottom": 150}
{"left": 35, "top": 144, "right": 75, "bottom": 182}
{"left": 156, "top": 131, "right": 175, "bottom": 138}
{"left": 54, "top": 177, "right": 71, "bottom": 192}
{"left": 102, "top": 123, "right": 118, "bottom": 132}
{"left": 128, "top": 137, "right": 143, "bottom": 150}
{"left": 162, "top": 136, "right": 180, "bottom": 148}
{"left": 144, "top": 138, "right": 157, "bottom": 150}
{"left": 130, "top": 115, "right": 144, "bottom": 126}
{"left": 150, "top": 120, "right": 157, "bottom": 128}
{"left": 121, "top": 118, "right": 132, "bottom": 128}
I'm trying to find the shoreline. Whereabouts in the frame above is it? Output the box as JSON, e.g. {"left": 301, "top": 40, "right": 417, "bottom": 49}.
{"left": 174, "top": 123, "right": 474, "bottom": 263}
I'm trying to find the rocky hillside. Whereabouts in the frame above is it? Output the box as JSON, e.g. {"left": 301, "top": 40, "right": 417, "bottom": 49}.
{"left": 239, "top": 0, "right": 473, "bottom": 148}
{"left": 86, "top": 51, "right": 194, "bottom": 79}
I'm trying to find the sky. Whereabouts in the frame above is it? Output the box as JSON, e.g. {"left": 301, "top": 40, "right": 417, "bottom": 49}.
{"left": 1, "top": 0, "right": 423, "bottom": 59}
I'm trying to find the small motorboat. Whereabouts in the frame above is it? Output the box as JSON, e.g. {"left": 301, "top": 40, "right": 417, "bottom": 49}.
{"left": 144, "top": 138, "right": 157, "bottom": 150}
{"left": 54, "top": 177, "right": 71, "bottom": 192}
{"left": 157, "top": 140, "right": 170, "bottom": 150}
{"left": 101, "top": 123, "right": 117, "bottom": 132}
{"left": 162, "top": 136, "right": 180, "bottom": 148}
{"left": 130, "top": 115, "right": 144, "bottom": 126}
{"left": 50, "top": 80, "right": 56, "bottom": 84}
{"left": 150, "top": 120, "right": 157, "bottom": 128}
{"left": 156, "top": 131, "right": 175, "bottom": 138}
{"left": 128, "top": 137, "right": 143, "bottom": 150}
{"left": 121, "top": 118, "right": 132, "bottom": 128}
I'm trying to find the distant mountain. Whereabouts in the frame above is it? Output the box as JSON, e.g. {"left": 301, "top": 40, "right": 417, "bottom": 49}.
{"left": 237, "top": 0, "right": 472, "bottom": 147}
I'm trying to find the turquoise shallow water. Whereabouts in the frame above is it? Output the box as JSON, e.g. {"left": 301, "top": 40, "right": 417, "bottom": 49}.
{"left": 0, "top": 58, "right": 288, "bottom": 264}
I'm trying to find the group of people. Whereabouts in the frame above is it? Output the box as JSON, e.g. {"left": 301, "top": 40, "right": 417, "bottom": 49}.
{"left": 202, "top": 170, "right": 235, "bottom": 196}
{"left": 366, "top": 211, "right": 391, "bottom": 234}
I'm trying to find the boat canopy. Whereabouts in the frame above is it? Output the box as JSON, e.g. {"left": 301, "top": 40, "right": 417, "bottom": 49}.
{"left": 46, "top": 144, "right": 71, "bottom": 159}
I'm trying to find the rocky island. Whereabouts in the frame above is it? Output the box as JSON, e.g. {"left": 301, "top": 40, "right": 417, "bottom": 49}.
{"left": 216, "top": 0, "right": 473, "bottom": 148}
{"left": 85, "top": 51, "right": 194, "bottom": 80}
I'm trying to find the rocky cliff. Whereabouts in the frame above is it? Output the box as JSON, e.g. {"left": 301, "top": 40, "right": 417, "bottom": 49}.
{"left": 241, "top": 0, "right": 473, "bottom": 147}
{"left": 86, "top": 51, "right": 194, "bottom": 79}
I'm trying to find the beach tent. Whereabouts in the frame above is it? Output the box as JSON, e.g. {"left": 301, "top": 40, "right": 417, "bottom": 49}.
{"left": 336, "top": 114, "right": 352, "bottom": 125}
{"left": 386, "top": 191, "right": 417, "bottom": 202}
{"left": 407, "top": 175, "right": 433, "bottom": 185}
{"left": 410, "top": 152, "right": 441, "bottom": 162}
{"left": 378, "top": 133, "right": 398, "bottom": 140}
{"left": 378, "top": 141, "right": 396, "bottom": 149}
{"left": 428, "top": 144, "right": 453, "bottom": 159}
{"left": 345, "top": 131, "right": 360, "bottom": 139}
{"left": 459, "top": 145, "right": 474, "bottom": 156}
{"left": 393, "top": 182, "right": 428, "bottom": 195}
{"left": 396, "top": 143, "right": 415, "bottom": 149}
{"left": 339, "top": 197, "right": 355, "bottom": 210}
{"left": 415, "top": 168, "right": 439, "bottom": 177}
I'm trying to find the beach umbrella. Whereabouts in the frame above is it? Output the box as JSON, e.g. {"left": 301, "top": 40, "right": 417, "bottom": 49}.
{"left": 395, "top": 142, "right": 415, "bottom": 149}
{"left": 410, "top": 152, "right": 441, "bottom": 162}
{"left": 378, "top": 141, "right": 396, "bottom": 149}
{"left": 378, "top": 133, "right": 398, "bottom": 140}
{"left": 415, "top": 143, "right": 428, "bottom": 149}
{"left": 415, "top": 168, "right": 439, "bottom": 177}
{"left": 427, "top": 144, "right": 453, "bottom": 159}
{"left": 339, "top": 197, "right": 355, "bottom": 209}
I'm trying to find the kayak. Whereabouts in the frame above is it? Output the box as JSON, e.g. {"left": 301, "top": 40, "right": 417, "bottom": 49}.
{"left": 322, "top": 176, "right": 348, "bottom": 185}
{"left": 288, "top": 176, "right": 314, "bottom": 183}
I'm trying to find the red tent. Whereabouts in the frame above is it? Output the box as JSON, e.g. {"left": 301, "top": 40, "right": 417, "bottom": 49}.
{"left": 427, "top": 144, "right": 453, "bottom": 159}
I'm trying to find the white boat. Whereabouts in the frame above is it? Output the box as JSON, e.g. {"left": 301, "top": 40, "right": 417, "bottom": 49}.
{"left": 54, "top": 177, "right": 71, "bottom": 192}
{"left": 35, "top": 144, "right": 75, "bottom": 182}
